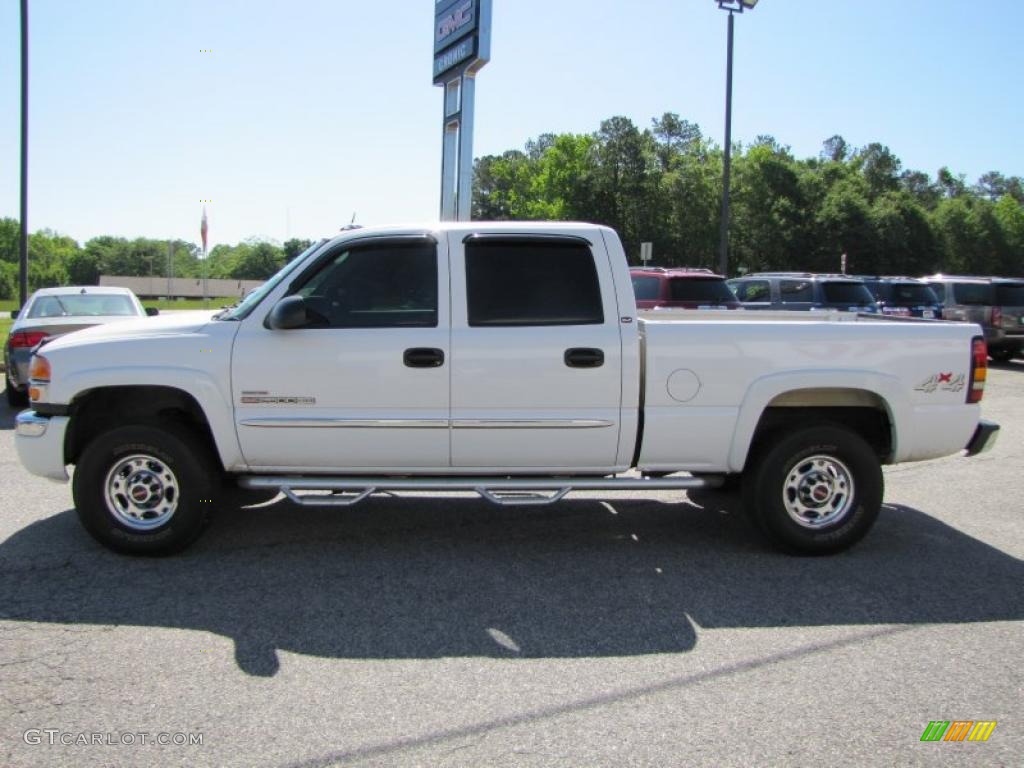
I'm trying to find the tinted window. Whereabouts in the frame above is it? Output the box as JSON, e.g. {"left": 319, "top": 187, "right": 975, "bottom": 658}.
{"left": 631, "top": 275, "right": 661, "bottom": 300}
{"left": 669, "top": 278, "right": 737, "bottom": 303}
{"left": 732, "top": 280, "right": 770, "bottom": 302}
{"left": 925, "top": 282, "right": 946, "bottom": 301}
{"left": 27, "top": 294, "right": 139, "bottom": 318}
{"left": 994, "top": 283, "right": 1024, "bottom": 306}
{"left": 952, "top": 283, "right": 995, "bottom": 305}
{"left": 293, "top": 242, "right": 437, "bottom": 328}
{"left": 821, "top": 282, "right": 876, "bottom": 305}
{"left": 780, "top": 280, "right": 814, "bottom": 303}
{"left": 888, "top": 283, "right": 939, "bottom": 305}
{"left": 466, "top": 240, "right": 603, "bottom": 326}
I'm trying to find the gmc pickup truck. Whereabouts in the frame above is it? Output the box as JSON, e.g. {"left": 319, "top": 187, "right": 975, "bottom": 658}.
{"left": 15, "top": 223, "right": 999, "bottom": 556}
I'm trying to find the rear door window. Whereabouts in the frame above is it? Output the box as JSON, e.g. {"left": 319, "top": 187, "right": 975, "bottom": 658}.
{"left": 821, "top": 282, "right": 876, "bottom": 305}
{"left": 466, "top": 240, "right": 604, "bottom": 326}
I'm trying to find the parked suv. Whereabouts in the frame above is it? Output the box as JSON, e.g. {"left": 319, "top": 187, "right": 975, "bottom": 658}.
{"left": 630, "top": 267, "right": 740, "bottom": 310}
{"left": 990, "top": 278, "right": 1024, "bottom": 361}
{"left": 922, "top": 275, "right": 1021, "bottom": 362}
{"left": 727, "top": 273, "right": 879, "bottom": 313}
{"left": 859, "top": 277, "right": 942, "bottom": 318}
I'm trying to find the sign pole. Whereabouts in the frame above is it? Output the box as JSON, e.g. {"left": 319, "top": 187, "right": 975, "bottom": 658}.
{"left": 433, "top": 0, "right": 491, "bottom": 222}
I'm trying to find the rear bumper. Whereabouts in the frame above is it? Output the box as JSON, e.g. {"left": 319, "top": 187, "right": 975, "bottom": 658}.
{"left": 964, "top": 420, "right": 1000, "bottom": 457}
{"left": 15, "top": 411, "right": 70, "bottom": 482}
{"left": 5, "top": 348, "right": 31, "bottom": 389}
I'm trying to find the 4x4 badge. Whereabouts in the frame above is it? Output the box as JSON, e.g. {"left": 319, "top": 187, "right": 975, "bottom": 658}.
{"left": 915, "top": 373, "right": 965, "bottom": 394}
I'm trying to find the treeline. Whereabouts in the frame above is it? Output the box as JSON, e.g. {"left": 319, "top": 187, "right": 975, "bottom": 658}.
{"left": 0, "top": 217, "right": 312, "bottom": 300}
{"left": 473, "top": 114, "right": 1024, "bottom": 277}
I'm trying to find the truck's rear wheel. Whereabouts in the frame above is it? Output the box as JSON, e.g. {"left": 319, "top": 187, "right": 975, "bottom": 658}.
{"left": 73, "top": 424, "right": 215, "bottom": 555}
{"left": 742, "top": 424, "right": 882, "bottom": 555}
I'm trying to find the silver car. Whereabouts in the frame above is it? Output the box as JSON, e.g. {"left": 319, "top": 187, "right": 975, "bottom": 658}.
{"left": 4, "top": 286, "right": 156, "bottom": 407}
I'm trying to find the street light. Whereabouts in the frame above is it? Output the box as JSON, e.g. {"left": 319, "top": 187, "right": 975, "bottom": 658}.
{"left": 714, "top": 0, "right": 759, "bottom": 277}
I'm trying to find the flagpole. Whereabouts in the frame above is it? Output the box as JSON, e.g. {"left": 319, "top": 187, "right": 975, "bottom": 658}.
{"left": 201, "top": 206, "right": 209, "bottom": 308}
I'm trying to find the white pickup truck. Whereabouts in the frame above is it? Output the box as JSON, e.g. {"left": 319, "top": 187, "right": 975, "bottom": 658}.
{"left": 15, "top": 222, "right": 999, "bottom": 556}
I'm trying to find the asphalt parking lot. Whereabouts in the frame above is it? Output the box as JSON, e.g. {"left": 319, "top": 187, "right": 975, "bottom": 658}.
{"left": 1, "top": 366, "right": 1021, "bottom": 768}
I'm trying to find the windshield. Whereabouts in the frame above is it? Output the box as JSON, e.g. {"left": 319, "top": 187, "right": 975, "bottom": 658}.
{"left": 669, "top": 278, "right": 737, "bottom": 303}
{"left": 27, "top": 293, "right": 139, "bottom": 318}
{"left": 886, "top": 283, "right": 939, "bottom": 306}
{"left": 821, "top": 282, "right": 876, "bottom": 305}
{"left": 218, "top": 239, "right": 327, "bottom": 320}
{"left": 994, "top": 282, "right": 1024, "bottom": 306}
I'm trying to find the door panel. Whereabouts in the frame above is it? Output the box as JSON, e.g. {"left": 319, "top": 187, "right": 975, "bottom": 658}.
{"left": 231, "top": 235, "right": 450, "bottom": 470}
{"left": 449, "top": 235, "right": 623, "bottom": 470}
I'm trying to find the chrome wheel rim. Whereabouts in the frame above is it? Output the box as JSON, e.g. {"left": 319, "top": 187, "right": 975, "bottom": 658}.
{"left": 103, "top": 454, "right": 179, "bottom": 531}
{"left": 783, "top": 455, "right": 855, "bottom": 529}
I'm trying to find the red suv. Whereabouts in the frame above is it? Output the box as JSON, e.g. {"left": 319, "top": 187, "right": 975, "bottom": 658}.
{"left": 630, "top": 267, "right": 740, "bottom": 310}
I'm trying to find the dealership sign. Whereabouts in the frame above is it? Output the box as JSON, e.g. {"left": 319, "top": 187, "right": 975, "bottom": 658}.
{"left": 433, "top": 0, "right": 490, "bottom": 84}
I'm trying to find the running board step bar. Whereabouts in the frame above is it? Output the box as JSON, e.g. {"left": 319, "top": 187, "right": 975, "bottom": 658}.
{"left": 238, "top": 474, "right": 723, "bottom": 509}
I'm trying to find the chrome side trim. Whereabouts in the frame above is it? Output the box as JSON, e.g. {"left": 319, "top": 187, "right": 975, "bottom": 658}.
{"left": 240, "top": 418, "right": 614, "bottom": 430}
{"left": 451, "top": 419, "right": 614, "bottom": 429}
{"left": 240, "top": 418, "right": 449, "bottom": 429}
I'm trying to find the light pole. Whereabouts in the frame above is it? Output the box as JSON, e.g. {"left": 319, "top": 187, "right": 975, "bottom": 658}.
{"left": 714, "top": 0, "right": 759, "bottom": 277}
{"left": 19, "top": 0, "right": 29, "bottom": 308}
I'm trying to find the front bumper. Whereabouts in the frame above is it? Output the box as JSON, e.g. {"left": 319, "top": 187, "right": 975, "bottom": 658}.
{"left": 15, "top": 411, "right": 70, "bottom": 482}
{"left": 964, "top": 420, "right": 1000, "bottom": 457}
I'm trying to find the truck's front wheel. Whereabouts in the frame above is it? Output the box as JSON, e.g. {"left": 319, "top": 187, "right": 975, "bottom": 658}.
{"left": 743, "top": 424, "right": 882, "bottom": 555}
{"left": 73, "top": 424, "right": 215, "bottom": 555}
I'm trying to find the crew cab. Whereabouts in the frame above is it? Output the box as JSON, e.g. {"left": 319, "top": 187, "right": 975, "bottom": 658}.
{"left": 15, "top": 223, "right": 999, "bottom": 556}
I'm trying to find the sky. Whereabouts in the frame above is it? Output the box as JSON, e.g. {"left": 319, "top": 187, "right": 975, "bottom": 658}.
{"left": 2, "top": 0, "right": 1023, "bottom": 249}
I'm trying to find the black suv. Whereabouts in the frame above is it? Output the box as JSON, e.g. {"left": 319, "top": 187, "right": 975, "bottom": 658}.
{"left": 727, "top": 273, "right": 879, "bottom": 313}
{"left": 859, "top": 277, "right": 942, "bottom": 319}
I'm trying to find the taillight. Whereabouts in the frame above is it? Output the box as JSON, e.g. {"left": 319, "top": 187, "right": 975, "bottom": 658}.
{"left": 992, "top": 306, "right": 1002, "bottom": 328}
{"left": 8, "top": 331, "right": 48, "bottom": 349}
{"left": 968, "top": 336, "right": 987, "bottom": 403}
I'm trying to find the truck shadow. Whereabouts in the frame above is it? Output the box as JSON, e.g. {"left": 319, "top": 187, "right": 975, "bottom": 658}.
{"left": 0, "top": 492, "right": 1020, "bottom": 677}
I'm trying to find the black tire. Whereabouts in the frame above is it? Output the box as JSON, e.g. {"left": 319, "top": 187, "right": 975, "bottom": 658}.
{"left": 742, "top": 424, "right": 883, "bottom": 555}
{"left": 5, "top": 372, "right": 28, "bottom": 408}
{"left": 72, "top": 424, "right": 217, "bottom": 555}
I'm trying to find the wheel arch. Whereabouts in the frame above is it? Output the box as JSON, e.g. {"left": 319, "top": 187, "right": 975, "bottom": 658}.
{"left": 65, "top": 385, "right": 228, "bottom": 471}
{"left": 728, "top": 373, "right": 906, "bottom": 473}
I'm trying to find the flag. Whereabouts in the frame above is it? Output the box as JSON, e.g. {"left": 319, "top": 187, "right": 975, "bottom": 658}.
{"left": 201, "top": 207, "right": 209, "bottom": 253}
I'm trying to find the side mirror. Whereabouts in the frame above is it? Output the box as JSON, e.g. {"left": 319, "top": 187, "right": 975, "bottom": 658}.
{"left": 266, "top": 296, "right": 309, "bottom": 330}
{"left": 145, "top": 307, "right": 160, "bottom": 317}
{"left": 10, "top": 309, "right": 19, "bottom": 319}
